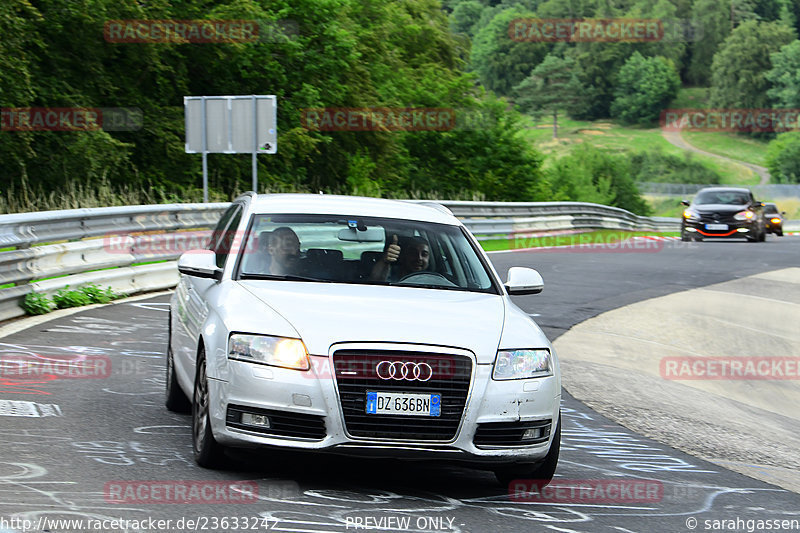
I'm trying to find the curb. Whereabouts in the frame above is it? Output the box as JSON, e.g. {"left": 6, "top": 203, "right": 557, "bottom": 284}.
{"left": 0, "top": 290, "right": 173, "bottom": 340}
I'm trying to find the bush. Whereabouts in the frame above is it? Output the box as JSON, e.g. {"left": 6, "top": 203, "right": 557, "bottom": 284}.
{"left": 629, "top": 150, "right": 722, "bottom": 184}
{"left": 546, "top": 145, "right": 652, "bottom": 215}
{"left": 79, "top": 283, "right": 118, "bottom": 304}
{"left": 766, "top": 132, "right": 800, "bottom": 184}
{"left": 21, "top": 292, "right": 54, "bottom": 315}
{"left": 52, "top": 286, "right": 92, "bottom": 309}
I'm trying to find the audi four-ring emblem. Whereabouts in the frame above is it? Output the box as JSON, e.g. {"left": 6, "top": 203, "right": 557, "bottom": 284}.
{"left": 375, "top": 361, "right": 433, "bottom": 381}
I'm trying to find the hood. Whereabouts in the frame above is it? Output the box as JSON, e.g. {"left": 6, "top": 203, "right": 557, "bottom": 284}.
{"left": 238, "top": 281, "right": 505, "bottom": 363}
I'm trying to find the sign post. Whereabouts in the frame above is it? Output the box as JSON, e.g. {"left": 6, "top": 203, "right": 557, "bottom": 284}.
{"left": 185, "top": 95, "right": 277, "bottom": 202}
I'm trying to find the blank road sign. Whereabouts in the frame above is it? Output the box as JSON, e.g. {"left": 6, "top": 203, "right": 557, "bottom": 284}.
{"left": 185, "top": 95, "right": 276, "bottom": 154}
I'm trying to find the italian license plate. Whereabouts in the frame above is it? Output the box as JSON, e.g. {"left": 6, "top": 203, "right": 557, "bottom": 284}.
{"left": 705, "top": 223, "right": 728, "bottom": 231}
{"left": 366, "top": 392, "right": 441, "bottom": 417}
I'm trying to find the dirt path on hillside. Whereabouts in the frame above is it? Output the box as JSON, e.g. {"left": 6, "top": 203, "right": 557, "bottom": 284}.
{"left": 662, "top": 129, "right": 770, "bottom": 185}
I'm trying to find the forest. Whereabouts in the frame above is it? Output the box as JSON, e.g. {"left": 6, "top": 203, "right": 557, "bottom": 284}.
{"left": 2, "top": 0, "right": 800, "bottom": 214}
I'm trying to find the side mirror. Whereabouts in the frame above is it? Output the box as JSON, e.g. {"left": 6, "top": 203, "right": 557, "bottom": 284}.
{"left": 781, "top": 211, "right": 787, "bottom": 216}
{"left": 177, "top": 250, "right": 222, "bottom": 280}
{"left": 680, "top": 200, "right": 690, "bottom": 207}
{"left": 505, "top": 267, "right": 544, "bottom": 295}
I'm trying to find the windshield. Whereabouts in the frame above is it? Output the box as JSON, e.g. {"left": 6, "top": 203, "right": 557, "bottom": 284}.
{"left": 764, "top": 204, "right": 779, "bottom": 214}
{"left": 693, "top": 190, "right": 750, "bottom": 206}
{"left": 233, "top": 214, "right": 497, "bottom": 293}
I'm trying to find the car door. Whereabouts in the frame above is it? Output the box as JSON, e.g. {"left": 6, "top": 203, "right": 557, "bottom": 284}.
{"left": 174, "top": 203, "right": 243, "bottom": 379}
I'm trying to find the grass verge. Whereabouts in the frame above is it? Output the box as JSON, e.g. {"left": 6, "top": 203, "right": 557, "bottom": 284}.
{"left": 479, "top": 230, "right": 680, "bottom": 252}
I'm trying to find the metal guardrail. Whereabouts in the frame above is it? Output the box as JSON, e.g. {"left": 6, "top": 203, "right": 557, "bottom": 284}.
{"left": 0, "top": 200, "right": 680, "bottom": 322}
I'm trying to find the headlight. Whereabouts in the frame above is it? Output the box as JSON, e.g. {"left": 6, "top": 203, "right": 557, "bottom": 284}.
{"left": 228, "top": 334, "right": 309, "bottom": 370}
{"left": 493, "top": 349, "right": 552, "bottom": 380}
{"left": 682, "top": 209, "right": 700, "bottom": 221}
{"left": 733, "top": 210, "right": 755, "bottom": 221}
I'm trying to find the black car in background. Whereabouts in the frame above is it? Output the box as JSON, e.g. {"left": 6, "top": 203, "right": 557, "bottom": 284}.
{"left": 763, "top": 203, "right": 785, "bottom": 237}
{"left": 681, "top": 187, "right": 766, "bottom": 242}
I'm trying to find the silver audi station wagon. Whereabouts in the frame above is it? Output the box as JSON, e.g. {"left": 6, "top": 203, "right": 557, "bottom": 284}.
{"left": 167, "top": 193, "right": 561, "bottom": 485}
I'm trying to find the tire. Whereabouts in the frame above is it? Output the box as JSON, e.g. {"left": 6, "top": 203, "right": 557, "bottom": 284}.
{"left": 192, "top": 348, "right": 226, "bottom": 468}
{"left": 494, "top": 414, "right": 561, "bottom": 488}
{"left": 777, "top": 230, "right": 783, "bottom": 237}
{"left": 758, "top": 225, "right": 767, "bottom": 242}
{"left": 681, "top": 232, "right": 691, "bottom": 242}
{"left": 165, "top": 344, "right": 191, "bottom": 412}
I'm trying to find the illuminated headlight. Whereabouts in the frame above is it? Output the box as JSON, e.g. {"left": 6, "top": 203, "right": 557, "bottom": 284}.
{"left": 683, "top": 210, "right": 700, "bottom": 221}
{"left": 493, "top": 349, "right": 552, "bottom": 380}
{"left": 228, "top": 334, "right": 309, "bottom": 370}
{"left": 734, "top": 210, "right": 755, "bottom": 221}
{"left": 771, "top": 218, "right": 781, "bottom": 224}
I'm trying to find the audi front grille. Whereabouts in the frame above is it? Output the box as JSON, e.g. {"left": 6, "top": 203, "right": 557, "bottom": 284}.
{"left": 332, "top": 349, "right": 473, "bottom": 441}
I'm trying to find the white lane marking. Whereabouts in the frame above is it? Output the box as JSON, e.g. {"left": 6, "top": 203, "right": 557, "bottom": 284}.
{"left": 0, "top": 400, "right": 62, "bottom": 417}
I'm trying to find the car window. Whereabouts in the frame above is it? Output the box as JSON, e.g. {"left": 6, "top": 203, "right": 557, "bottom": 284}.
{"left": 212, "top": 205, "right": 243, "bottom": 269}
{"left": 764, "top": 204, "right": 779, "bottom": 214}
{"left": 234, "top": 214, "right": 497, "bottom": 293}
{"left": 694, "top": 190, "right": 750, "bottom": 205}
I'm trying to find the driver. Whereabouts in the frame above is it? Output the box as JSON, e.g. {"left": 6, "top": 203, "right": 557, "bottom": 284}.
{"left": 267, "top": 227, "right": 303, "bottom": 275}
{"left": 371, "top": 235, "right": 430, "bottom": 281}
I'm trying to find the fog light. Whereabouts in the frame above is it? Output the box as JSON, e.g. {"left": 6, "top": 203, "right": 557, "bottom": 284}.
{"left": 241, "top": 413, "right": 271, "bottom": 428}
{"left": 737, "top": 228, "right": 748, "bottom": 233}
{"left": 685, "top": 227, "right": 697, "bottom": 232}
{"left": 522, "top": 427, "right": 542, "bottom": 440}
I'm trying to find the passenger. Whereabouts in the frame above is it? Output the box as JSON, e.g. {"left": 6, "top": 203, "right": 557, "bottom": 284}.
{"left": 267, "top": 227, "right": 302, "bottom": 275}
{"left": 371, "top": 235, "right": 430, "bottom": 281}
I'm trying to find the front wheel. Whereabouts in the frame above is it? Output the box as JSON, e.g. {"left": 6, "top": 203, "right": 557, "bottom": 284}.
{"left": 494, "top": 414, "right": 561, "bottom": 487}
{"left": 192, "top": 349, "right": 226, "bottom": 468}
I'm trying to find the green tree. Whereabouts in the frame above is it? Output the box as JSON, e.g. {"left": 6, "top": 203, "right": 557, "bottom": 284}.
{"left": 765, "top": 132, "right": 800, "bottom": 183}
{"left": 470, "top": 7, "right": 550, "bottom": 95}
{"left": 451, "top": 0, "right": 484, "bottom": 36}
{"left": 611, "top": 52, "right": 681, "bottom": 125}
{"left": 687, "top": 0, "right": 732, "bottom": 86}
{"left": 766, "top": 39, "right": 800, "bottom": 107}
{"left": 709, "top": 20, "right": 796, "bottom": 109}
{"left": 512, "top": 54, "right": 585, "bottom": 138}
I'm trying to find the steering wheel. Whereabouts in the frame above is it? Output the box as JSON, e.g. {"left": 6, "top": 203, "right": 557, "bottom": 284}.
{"left": 396, "top": 271, "right": 458, "bottom": 287}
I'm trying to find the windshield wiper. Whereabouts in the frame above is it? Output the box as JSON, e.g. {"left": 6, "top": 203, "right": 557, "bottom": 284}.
{"left": 239, "top": 273, "right": 332, "bottom": 283}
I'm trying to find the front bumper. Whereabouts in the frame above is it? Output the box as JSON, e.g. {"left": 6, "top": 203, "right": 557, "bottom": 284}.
{"left": 682, "top": 219, "right": 757, "bottom": 238}
{"left": 207, "top": 352, "right": 560, "bottom": 465}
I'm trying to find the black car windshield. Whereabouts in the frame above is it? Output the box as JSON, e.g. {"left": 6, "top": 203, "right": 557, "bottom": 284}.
{"left": 694, "top": 190, "right": 750, "bottom": 205}
{"left": 764, "top": 204, "right": 779, "bottom": 214}
{"left": 233, "top": 214, "right": 498, "bottom": 293}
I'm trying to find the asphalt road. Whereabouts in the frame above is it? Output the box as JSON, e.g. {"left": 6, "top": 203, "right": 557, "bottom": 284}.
{"left": 1, "top": 236, "right": 799, "bottom": 533}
